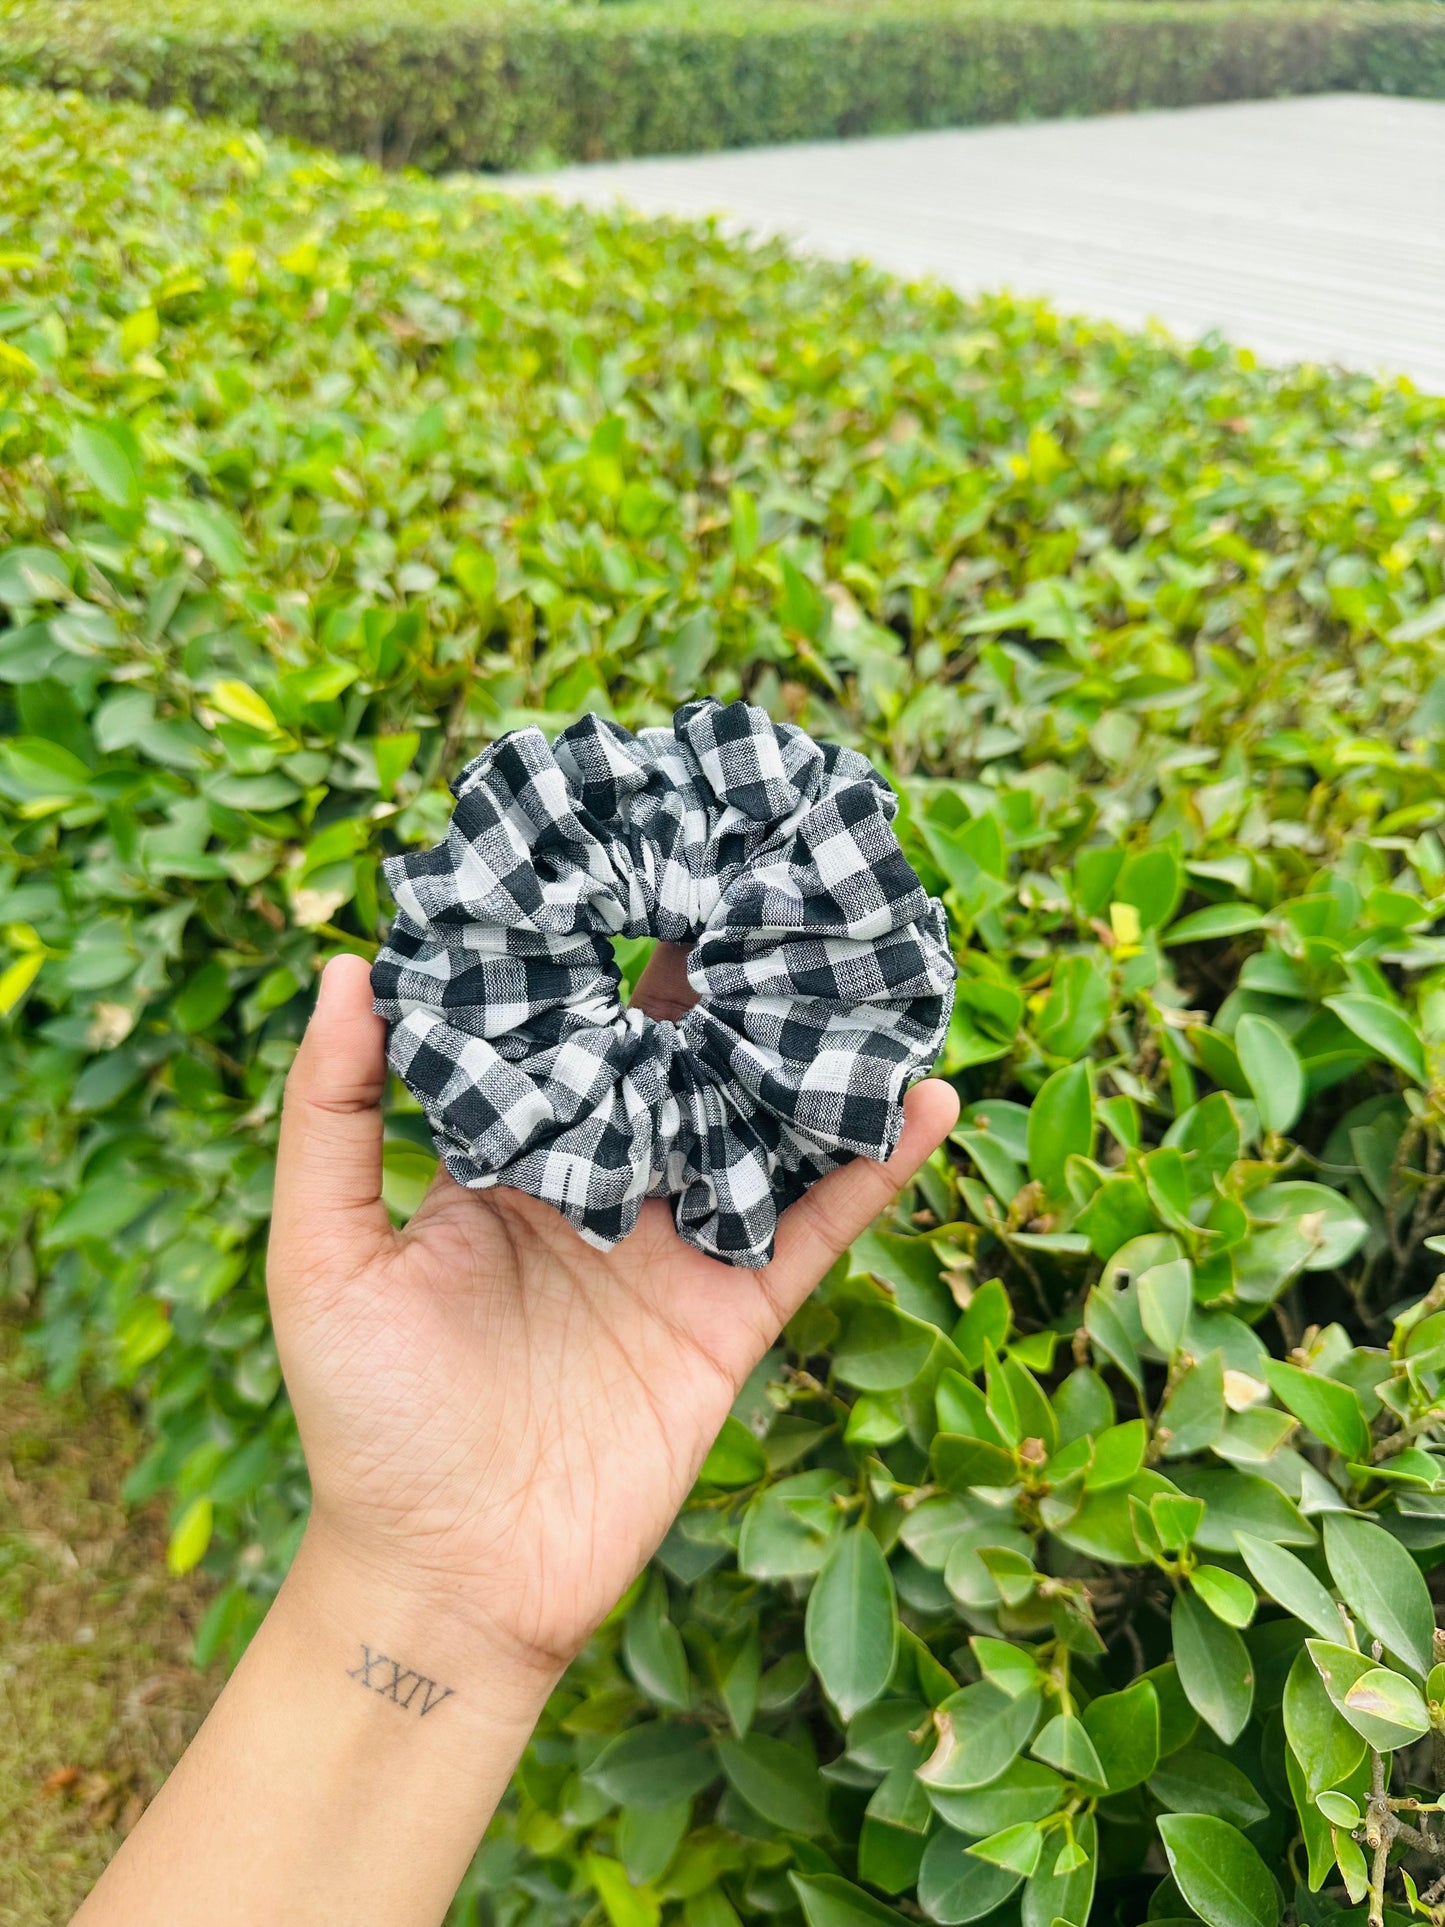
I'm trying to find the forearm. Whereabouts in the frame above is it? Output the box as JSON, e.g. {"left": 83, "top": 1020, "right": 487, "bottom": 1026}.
{"left": 73, "top": 1528, "right": 560, "bottom": 1927}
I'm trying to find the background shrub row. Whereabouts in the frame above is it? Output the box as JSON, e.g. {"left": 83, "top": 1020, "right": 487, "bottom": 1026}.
{"left": 0, "top": 0, "right": 1441, "bottom": 170}
{"left": 6, "top": 83, "right": 1445, "bottom": 1927}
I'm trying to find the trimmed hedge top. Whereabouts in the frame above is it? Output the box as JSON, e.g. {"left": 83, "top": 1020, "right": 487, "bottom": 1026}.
{"left": 4, "top": 83, "right": 1445, "bottom": 1927}
{"left": 1, "top": 0, "right": 1442, "bottom": 171}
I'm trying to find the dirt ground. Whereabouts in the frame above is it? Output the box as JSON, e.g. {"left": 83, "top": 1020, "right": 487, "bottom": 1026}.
{"left": 0, "top": 1323, "right": 223, "bottom": 1926}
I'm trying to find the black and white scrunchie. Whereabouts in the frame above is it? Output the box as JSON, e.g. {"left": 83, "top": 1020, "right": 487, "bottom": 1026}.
{"left": 371, "top": 699, "right": 956, "bottom": 1267}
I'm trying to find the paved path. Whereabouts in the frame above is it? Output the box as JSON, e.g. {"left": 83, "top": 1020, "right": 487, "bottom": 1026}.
{"left": 502, "top": 94, "right": 1445, "bottom": 390}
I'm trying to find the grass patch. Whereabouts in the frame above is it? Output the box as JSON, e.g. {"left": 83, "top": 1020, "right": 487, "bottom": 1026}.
{"left": 0, "top": 1321, "right": 220, "bottom": 1923}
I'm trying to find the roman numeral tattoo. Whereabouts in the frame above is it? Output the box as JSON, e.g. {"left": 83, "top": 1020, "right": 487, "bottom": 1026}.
{"left": 346, "top": 1643, "right": 456, "bottom": 1718}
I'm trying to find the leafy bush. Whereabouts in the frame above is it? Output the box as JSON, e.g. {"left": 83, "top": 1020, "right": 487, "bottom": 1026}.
{"left": 0, "top": 0, "right": 1442, "bottom": 170}
{"left": 5, "top": 83, "right": 1445, "bottom": 1927}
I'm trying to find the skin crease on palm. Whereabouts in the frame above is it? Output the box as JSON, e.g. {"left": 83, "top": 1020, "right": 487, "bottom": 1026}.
{"left": 271, "top": 944, "right": 960, "bottom": 1685}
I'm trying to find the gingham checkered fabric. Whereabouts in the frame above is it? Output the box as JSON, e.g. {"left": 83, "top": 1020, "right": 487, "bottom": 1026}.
{"left": 371, "top": 698, "right": 956, "bottom": 1267}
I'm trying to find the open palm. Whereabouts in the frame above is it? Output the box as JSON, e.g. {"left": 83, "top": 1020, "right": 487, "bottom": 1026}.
{"left": 268, "top": 951, "right": 957, "bottom": 1682}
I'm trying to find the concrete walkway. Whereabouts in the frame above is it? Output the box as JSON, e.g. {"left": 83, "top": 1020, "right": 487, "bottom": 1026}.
{"left": 502, "top": 95, "right": 1445, "bottom": 391}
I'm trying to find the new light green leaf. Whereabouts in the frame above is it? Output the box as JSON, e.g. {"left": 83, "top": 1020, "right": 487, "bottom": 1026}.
{"left": 1029, "top": 1712, "right": 1105, "bottom": 1788}
{"left": 1020, "top": 1810, "right": 1095, "bottom": 1927}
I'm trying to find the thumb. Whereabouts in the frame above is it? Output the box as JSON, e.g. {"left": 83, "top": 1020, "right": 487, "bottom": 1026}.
{"left": 270, "top": 954, "right": 394, "bottom": 1284}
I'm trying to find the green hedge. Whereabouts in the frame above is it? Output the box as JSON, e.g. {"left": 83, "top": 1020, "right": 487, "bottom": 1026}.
{"left": 6, "top": 83, "right": 1445, "bottom": 1927}
{"left": 0, "top": 0, "right": 1442, "bottom": 169}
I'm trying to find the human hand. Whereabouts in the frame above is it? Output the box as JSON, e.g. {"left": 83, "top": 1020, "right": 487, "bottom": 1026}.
{"left": 268, "top": 948, "right": 958, "bottom": 1699}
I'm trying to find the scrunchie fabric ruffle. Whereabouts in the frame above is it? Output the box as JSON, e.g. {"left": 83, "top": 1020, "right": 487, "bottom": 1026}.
{"left": 371, "top": 698, "right": 956, "bottom": 1267}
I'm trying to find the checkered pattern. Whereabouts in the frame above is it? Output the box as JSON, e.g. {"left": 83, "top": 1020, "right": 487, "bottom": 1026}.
{"left": 371, "top": 698, "right": 956, "bottom": 1267}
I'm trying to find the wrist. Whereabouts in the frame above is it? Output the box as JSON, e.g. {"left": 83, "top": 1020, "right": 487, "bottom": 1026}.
{"left": 279, "top": 1520, "right": 565, "bottom": 1739}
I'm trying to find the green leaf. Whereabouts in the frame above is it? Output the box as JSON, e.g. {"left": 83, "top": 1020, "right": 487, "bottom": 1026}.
{"left": 1019, "top": 1809, "right": 1095, "bottom": 1927}
{"left": 698, "top": 1413, "right": 768, "bottom": 1487}
{"left": 1148, "top": 1749, "right": 1269, "bottom": 1828}
{"left": 1157, "top": 1352, "right": 1226, "bottom": 1458}
{"left": 1034, "top": 951, "right": 1111, "bottom": 1058}
{"left": 617, "top": 1802, "right": 691, "bottom": 1886}
{"left": 172, "top": 957, "right": 232, "bottom": 1034}
{"left": 791, "top": 1874, "right": 909, "bottom": 1927}
{"left": 1025, "top": 1062, "right": 1092, "bottom": 1196}
{"left": 588, "top": 1724, "right": 718, "bottom": 1809}
{"left": 1322, "top": 1511, "right": 1436, "bottom": 1677}
{"left": 1166, "top": 1467, "right": 1314, "bottom": 1552}
{"left": 717, "top": 1733, "right": 828, "bottom": 1835}
{"left": 1287, "top": 1741, "right": 1341, "bottom": 1892}
{"left": 1150, "top": 1492, "right": 1206, "bottom": 1551}
{"left": 1138, "top": 1258, "right": 1193, "bottom": 1358}
{"left": 968, "top": 1823, "right": 1042, "bottom": 1876}
{"left": 623, "top": 1573, "right": 691, "bottom": 1710}
{"left": 739, "top": 1471, "right": 847, "bottom": 1580}
{"left": 1029, "top": 1712, "right": 1105, "bottom": 1788}
{"left": 859, "top": 1774, "right": 930, "bottom": 1894}
{"left": 1157, "top": 1814, "right": 1279, "bottom": 1927}
{"left": 1325, "top": 993, "right": 1427, "bottom": 1083}
{"left": 834, "top": 1303, "right": 937, "bottom": 1392}
{"left": 1287, "top": 1646, "right": 1368, "bottom": 1795}
{"left": 1164, "top": 903, "right": 1267, "bottom": 945}
{"left": 970, "top": 1636, "right": 1040, "bottom": 1699}
{"left": 1262, "top": 1361, "right": 1370, "bottom": 1462}
{"left": 1248, "top": 1182, "right": 1368, "bottom": 1272}
{"left": 1082, "top": 1419, "right": 1145, "bottom": 1489}
{"left": 71, "top": 419, "right": 142, "bottom": 508}
{"left": 587, "top": 1855, "right": 660, "bottom": 1927}
{"left": 1172, "top": 1589, "right": 1254, "bottom": 1742}
{"left": 923, "top": 1759, "right": 1063, "bottom": 1836}
{"left": 916, "top": 1830, "right": 1021, "bottom": 1924}
{"left": 1234, "top": 1014, "right": 1304, "bottom": 1135}
{"left": 932, "top": 1434, "right": 1017, "bottom": 1490}
{"left": 805, "top": 1525, "right": 899, "bottom": 1721}
{"left": 1339, "top": 1665, "right": 1433, "bottom": 1749}
{"left": 166, "top": 1495, "right": 213, "bottom": 1575}
{"left": 1075, "top": 1175, "right": 1155, "bottom": 1261}
{"left": 1316, "top": 1791, "right": 1363, "bottom": 1828}
{"left": 1334, "top": 1827, "right": 1370, "bottom": 1904}
{"left": 1080, "top": 1677, "right": 1158, "bottom": 1792}
{"left": 917, "top": 1682, "right": 1043, "bottom": 1791}
{"left": 1190, "top": 1564, "right": 1256, "bottom": 1629}
{"left": 1115, "top": 840, "right": 1183, "bottom": 929}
